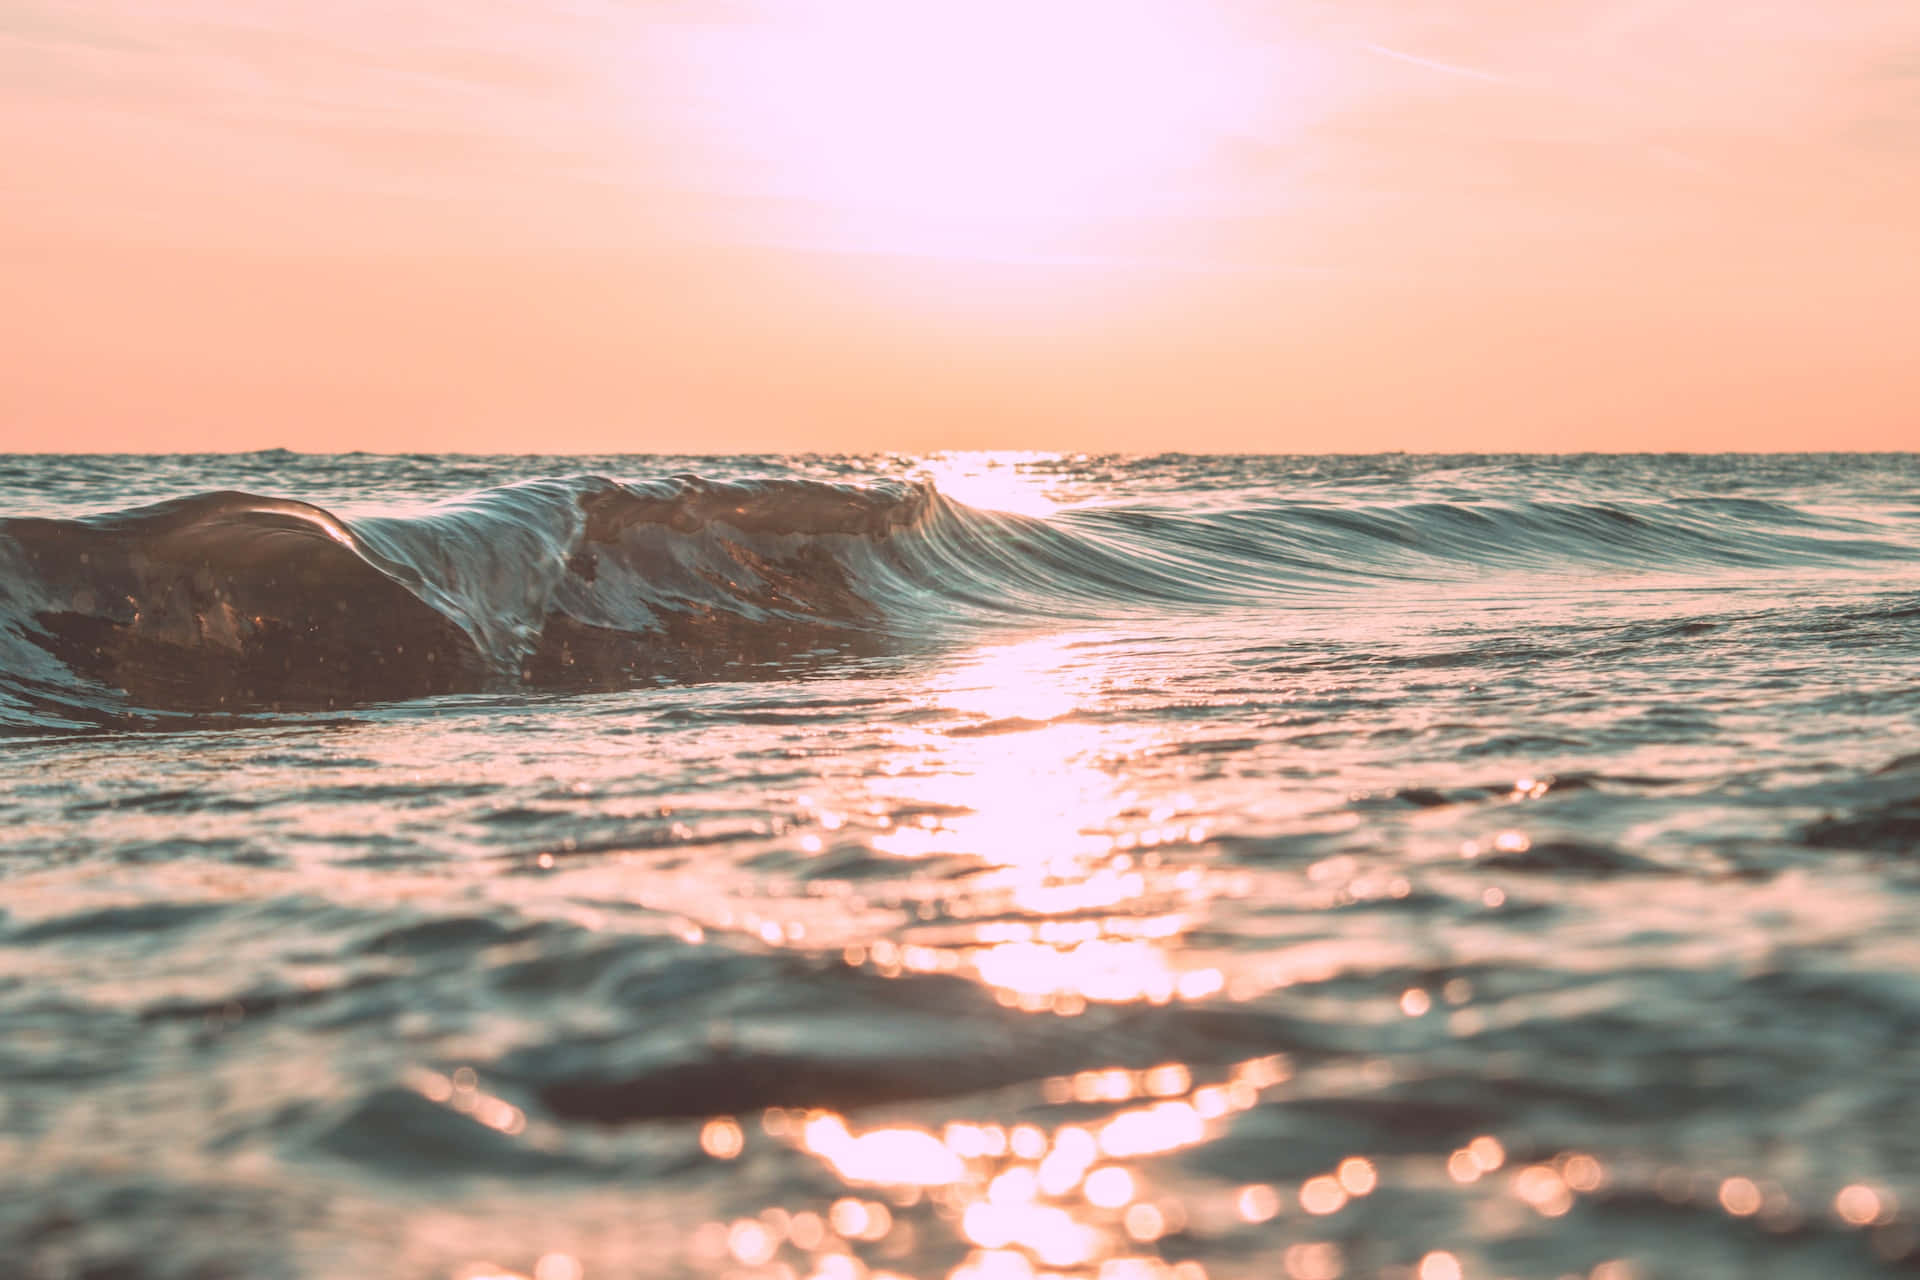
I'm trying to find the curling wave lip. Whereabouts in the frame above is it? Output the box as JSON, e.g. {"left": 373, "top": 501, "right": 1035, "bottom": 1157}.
{"left": 1, "top": 465, "right": 1915, "bottom": 728}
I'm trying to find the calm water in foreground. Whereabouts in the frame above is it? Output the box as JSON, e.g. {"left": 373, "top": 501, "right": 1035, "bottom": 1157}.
{"left": 3, "top": 452, "right": 1919, "bottom": 1280}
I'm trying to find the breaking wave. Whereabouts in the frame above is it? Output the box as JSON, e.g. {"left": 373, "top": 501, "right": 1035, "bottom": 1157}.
{"left": 1, "top": 472, "right": 1914, "bottom": 730}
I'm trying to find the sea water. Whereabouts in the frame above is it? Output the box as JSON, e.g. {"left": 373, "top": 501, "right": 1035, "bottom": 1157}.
{"left": 2, "top": 452, "right": 1918, "bottom": 1279}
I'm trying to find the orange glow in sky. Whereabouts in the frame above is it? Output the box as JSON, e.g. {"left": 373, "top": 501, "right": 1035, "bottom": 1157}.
{"left": 3, "top": 0, "right": 1918, "bottom": 452}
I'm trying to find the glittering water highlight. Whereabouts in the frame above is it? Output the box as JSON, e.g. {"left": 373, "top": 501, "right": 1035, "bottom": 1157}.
{"left": 3, "top": 452, "right": 1919, "bottom": 1280}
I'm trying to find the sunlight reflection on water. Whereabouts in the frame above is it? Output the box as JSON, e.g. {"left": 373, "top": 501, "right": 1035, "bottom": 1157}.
{"left": 673, "top": 1052, "right": 1300, "bottom": 1280}
{"left": 862, "top": 635, "right": 1228, "bottom": 1009}
{"left": 531, "top": 631, "right": 1303, "bottom": 1279}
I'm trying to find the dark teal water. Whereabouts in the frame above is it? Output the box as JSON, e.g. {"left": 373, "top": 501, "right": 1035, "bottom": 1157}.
{"left": 3, "top": 453, "right": 1919, "bottom": 1280}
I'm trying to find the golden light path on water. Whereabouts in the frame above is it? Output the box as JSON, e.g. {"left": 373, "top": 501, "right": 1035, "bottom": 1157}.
{"left": 453, "top": 619, "right": 1435, "bottom": 1279}
{"left": 856, "top": 633, "right": 1230, "bottom": 1012}
{"left": 703, "top": 640, "right": 1324, "bottom": 1280}
{"left": 695, "top": 1053, "right": 1300, "bottom": 1280}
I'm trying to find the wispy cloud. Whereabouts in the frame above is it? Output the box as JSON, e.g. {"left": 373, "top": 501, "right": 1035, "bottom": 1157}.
{"left": 1358, "top": 41, "right": 1509, "bottom": 85}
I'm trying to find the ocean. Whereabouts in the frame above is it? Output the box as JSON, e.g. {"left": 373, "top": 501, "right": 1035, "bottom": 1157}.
{"left": 2, "top": 451, "right": 1918, "bottom": 1280}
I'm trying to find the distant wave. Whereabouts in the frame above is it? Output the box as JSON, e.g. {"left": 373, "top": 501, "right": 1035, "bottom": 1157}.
{"left": 2, "top": 473, "right": 1915, "bottom": 730}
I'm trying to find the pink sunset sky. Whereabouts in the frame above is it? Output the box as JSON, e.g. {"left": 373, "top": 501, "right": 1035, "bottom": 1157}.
{"left": 3, "top": 0, "right": 1917, "bottom": 453}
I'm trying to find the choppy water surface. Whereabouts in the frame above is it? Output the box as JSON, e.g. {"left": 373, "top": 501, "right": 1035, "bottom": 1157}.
{"left": 3, "top": 452, "right": 1919, "bottom": 1280}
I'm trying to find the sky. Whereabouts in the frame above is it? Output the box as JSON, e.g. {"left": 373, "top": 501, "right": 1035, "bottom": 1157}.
{"left": 3, "top": 0, "right": 1917, "bottom": 454}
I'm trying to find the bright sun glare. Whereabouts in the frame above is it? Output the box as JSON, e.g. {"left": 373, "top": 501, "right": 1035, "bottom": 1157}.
{"left": 918, "top": 453, "right": 1061, "bottom": 517}
{"left": 676, "top": 1, "right": 1276, "bottom": 261}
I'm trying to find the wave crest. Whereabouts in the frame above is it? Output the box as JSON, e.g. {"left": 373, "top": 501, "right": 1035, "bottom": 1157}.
{"left": 2, "top": 470, "right": 1915, "bottom": 729}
